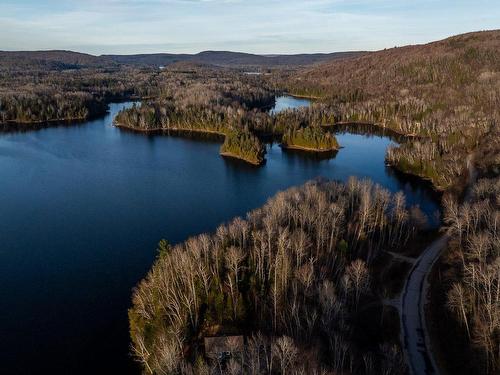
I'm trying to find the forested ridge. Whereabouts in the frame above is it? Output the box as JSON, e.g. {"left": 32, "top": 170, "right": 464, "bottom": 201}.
{"left": 103, "top": 50, "right": 366, "bottom": 68}
{"left": 287, "top": 30, "right": 500, "bottom": 191}
{"left": 130, "top": 177, "right": 427, "bottom": 374}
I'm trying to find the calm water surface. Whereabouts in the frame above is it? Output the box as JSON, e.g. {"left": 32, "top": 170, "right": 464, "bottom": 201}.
{"left": 0, "top": 97, "right": 439, "bottom": 374}
{"left": 270, "top": 95, "right": 312, "bottom": 114}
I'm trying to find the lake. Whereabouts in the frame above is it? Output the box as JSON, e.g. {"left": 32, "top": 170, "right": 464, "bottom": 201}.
{"left": 0, "top": 96, "right": 440, "bottom": 374}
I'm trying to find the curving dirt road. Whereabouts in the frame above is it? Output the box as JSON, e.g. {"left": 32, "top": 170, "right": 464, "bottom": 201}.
{"left": 400, "top": 155, "right": 477, "bottom": 375}
{"left": 401, "top": 234, "right": 448, "bottom": 374}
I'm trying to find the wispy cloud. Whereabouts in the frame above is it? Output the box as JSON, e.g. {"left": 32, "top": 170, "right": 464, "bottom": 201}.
{"left": 0, "top": 0, "right": 498, "bottom": 54}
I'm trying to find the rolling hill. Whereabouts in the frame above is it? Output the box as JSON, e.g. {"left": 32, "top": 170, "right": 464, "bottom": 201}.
{"left": 288, "top": 29, "right": 500, "bottom": 100}
{"left": 287, "top": 29, "right": 500, "bottom": 190}
{"left": 104, "top": 50, "right": 365, "bottom": 68}
{"left": 0, "top": 50, "right": 115, "bottom": 70}
{"left": 0, "top": 49, "right": 365, "bottom": 71}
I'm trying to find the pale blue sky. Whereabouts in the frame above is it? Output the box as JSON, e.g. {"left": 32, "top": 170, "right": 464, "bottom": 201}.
{"left": 0, "top": 0, "right": 498, "bottom": 55}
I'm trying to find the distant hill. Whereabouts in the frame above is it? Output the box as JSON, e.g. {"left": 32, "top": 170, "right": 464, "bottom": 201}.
{"left": 289, "top": 29, "right": 500, "bottom": 98}
{"left": 104, "top": 53, "right": 191, "bottom": 68}
{"left": 104, "top": 50, "right": 366, "bottom": 68}
{"left": 287, "top": 30, "right": 500, "bottom": 191}
{"left": 0, "top": 49, "right": 366, "bottom": 71}
{"left": 0, "top": 50, "right": 115, "bottom": 70}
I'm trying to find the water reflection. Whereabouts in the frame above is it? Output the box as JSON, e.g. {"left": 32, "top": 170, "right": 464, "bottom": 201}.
{"left": 270, "top": 95, "right": 311, "bottom": 114}
{"left": 280, "top": 146, "right": 339, "bottom": 161}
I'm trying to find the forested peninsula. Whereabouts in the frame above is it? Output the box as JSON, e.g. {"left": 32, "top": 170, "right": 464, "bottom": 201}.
{"left": 130, "top": 177, "right": 427, "bottom": 374}
{"left": 112, "top": 66, "right": 341, "bottom": 164}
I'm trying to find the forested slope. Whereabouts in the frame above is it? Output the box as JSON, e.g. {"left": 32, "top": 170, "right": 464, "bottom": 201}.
{"left": 430, "top": 176, "right": 500, "bottom": 374}
{"left": 0, "top": 50, "right": 115, "bottom": 70}
{"left": 288, "top": 30, "right": 500, "bottom": 191}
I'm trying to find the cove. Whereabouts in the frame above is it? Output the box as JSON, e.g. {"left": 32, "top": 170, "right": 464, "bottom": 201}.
{"left": 0, "top": 97, "right": 440, "bottom": 374}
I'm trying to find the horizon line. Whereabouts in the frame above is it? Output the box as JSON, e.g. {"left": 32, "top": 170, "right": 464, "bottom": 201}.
{"left": 1, "top": 29, "right": 497, "bottom": 57}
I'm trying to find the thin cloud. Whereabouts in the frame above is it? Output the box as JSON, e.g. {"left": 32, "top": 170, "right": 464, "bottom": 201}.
{"left": 0, "top": 0, "right": 498, "bottom": 54}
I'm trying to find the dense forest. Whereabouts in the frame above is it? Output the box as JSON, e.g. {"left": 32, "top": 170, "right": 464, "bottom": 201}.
{"left": 281, "top": 126, "right": 339, "bottom": 152}
{"left": 286, "top": 30, "right": 500, "bottom": 191}
{"left": 280, "top": 29, "right": 500, "bottom": 375}
{"left": 0, "top": 48, "right": 362, "bottom": 126}
{"left": 0, "top": 62, "right": 158, "bottom": 125}
{"left": 113, "top": 65, "right": 341, "bottom": 164}
{"left": 430, "top": 176, "right": 499, "bottom": 374}
{"left": 113, "top": 66, "right": 274, "bottom": 164}
{"left": 129, "top": 177, "right": 427, "bottom": 374}
{"left": 220, "top": 129, "right": 266, "bottom": 165}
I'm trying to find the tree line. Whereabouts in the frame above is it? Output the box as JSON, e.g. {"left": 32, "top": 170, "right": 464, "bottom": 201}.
{"left": 0, "top": 64, "right": 161, "bottom": 125}
{"left": 282, "top": 126, "right": 339, "bottom": 152}
{"left": 220, "top": 129, "right": 266, "bottom": 165}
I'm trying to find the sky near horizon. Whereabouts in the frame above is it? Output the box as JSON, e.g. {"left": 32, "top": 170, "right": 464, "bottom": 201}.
{"left": 0, "top": 0, "right": 499, "bottom": 55}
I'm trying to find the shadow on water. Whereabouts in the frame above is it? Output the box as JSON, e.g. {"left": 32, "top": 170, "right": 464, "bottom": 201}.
{"left": 328, "top": 122, "right": 409, "bottom": 143}
{"left": 117, "top": 127, "right": 225, "bottom": 144}
{"left": 280, "top": 146, "right": 339, "bottom": 161}
{"left": 0, "top": 102, "right": 139, "bottom": 134}
{"left": 222, "top": 155, "right": 265, "bottom": 169}
{"left": 0, "top": 118, "right": 89, "bottom": 134}
{"left": 386, "top": 165, "right": 443, "bottom": 201}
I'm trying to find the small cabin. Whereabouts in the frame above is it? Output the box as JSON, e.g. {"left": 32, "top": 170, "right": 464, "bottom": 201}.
{"left": 204, "top": 335, "right": 244, "bottom": 361}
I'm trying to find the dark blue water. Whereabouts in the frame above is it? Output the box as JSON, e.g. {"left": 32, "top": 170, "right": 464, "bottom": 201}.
{"left": 0, "top": 97, "right": 439, "bottom": 374}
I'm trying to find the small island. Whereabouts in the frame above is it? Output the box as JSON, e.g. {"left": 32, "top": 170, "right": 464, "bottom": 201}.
{"left": 220, "top": 129, "right": 266, "bottom": 165}
{"left": 281, "top": 126, "right": 339, "bottom": 152}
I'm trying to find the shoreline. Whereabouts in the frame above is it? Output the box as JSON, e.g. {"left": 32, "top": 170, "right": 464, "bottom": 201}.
{"left": 282, "top": 95, "right": 426, "bottom": 140}
{"left": 113, "top": 122, "right": 226, "bottom": 137}
{"left": 2, "top": 115, "right": 89, "bottom": 126}
{"left": 1, "top": 96, "right": 144, "bottom": 127}
{"left": 280, "top": 143, "right": 339, "bottom": 153}
{"left": 115, "top": 121, "right": 263, "bottom": 166}
{"left": 385, "top": 160, "right": 446, "bottom": 193}
{"left": 115, "top": 120, "right": 445, "bottom": 191}
{"left": 322, "top": 121, "right": 422, "bottom": 139}
{"left": 219, "top": 151, "right": 263, "bottom": 166}
{"left": 284, "top": 92, "right": 322, "bottom": 100}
